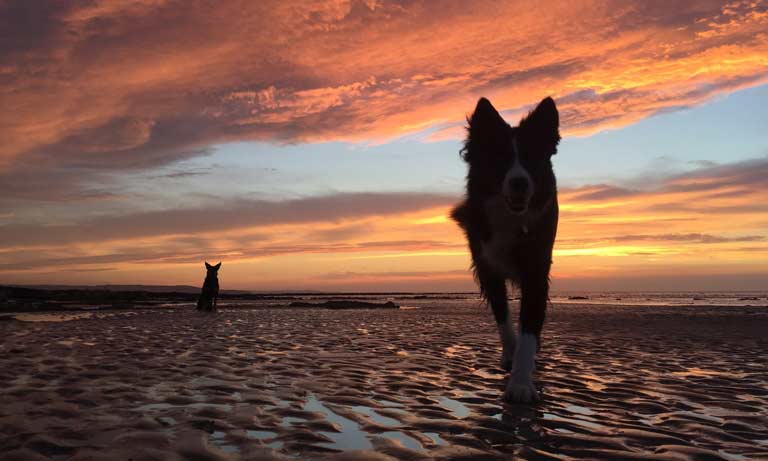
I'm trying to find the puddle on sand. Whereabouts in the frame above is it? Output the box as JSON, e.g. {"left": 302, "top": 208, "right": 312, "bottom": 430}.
{"left": 210, "top": 430, "right": 239, "bottom": 454}
{"left": 247, "top": 430, "right": 277, "bottom": 439}
{"left": 375, "top": 398, "right": 405, "bottom": 408}
{"left": 304, "top": 394, "right": 373, "bottom": 450}
{"left": 246, "top": 429, "right": 283, "bottom": 449}
{"left": 565, "top": 404, "right": 596, "bottom": 416}
{"left": 351, "top": 406, "right": 401, "bottom": 427}
{"left": 380, "top": 431, "right": 423, "bottom": 450}
{"left": 133, "top": 402, "right": 233, "bottom": 413}
{"left": 281, "top": 416, "right": 307, "bottom": 427}
{"left": 718, "top": 450, "right": 750, "bottom": 461}
{"left": 301, "top": 395, "right": 437, "bottom": 453}
{"left": 438, "top": 397, "right": 470, "bottom": 419}
{"left": 156, "top": 416, "right": 176, "bottom": 427}
{"left": 424, "top": 432, "right": 447, "bottom": 446}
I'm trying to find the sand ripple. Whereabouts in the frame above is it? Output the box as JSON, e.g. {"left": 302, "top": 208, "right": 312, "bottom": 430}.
{"left": 1, "top": 304, "right": 766, "bottom": 460}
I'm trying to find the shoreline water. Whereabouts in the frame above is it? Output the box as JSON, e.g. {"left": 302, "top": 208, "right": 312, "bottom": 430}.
{"left": 3, "top": 285, "right": 767, "bottom": 315}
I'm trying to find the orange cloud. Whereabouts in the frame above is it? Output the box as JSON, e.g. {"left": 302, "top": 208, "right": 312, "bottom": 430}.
{"left": 2, "top": 0, "right": 767, "bottom": 169}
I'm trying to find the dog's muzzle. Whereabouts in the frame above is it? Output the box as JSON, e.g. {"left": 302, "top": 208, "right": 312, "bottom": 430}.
{"left": 504, "top": 176, "right": 532, "bottom": 214}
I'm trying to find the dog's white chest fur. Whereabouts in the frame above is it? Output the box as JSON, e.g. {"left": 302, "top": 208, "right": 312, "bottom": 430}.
{"left": 480, "top": 195, "right": 529, "bottom": 277}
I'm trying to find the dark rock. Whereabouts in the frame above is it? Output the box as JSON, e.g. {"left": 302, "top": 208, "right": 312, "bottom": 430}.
{"left": 288, "top": 300, "right": 399, "bottom": 309}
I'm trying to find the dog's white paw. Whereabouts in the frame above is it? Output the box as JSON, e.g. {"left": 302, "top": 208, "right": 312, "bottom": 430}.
{"left": 503, "top": 375, "right": 539, "bottom": 403}
{"left": 503, "top": 332, "right": 539, "bottom": 403}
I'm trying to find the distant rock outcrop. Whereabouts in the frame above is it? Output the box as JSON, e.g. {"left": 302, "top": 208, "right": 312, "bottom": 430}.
{"left": 288, "top": 300, "right": 399, "bottom": 309}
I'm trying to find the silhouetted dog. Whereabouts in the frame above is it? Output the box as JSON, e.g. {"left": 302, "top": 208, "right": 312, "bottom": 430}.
{"left": 452, "top": 97, "right": 560, "bottom": 403}
{"left": 197, "top": 262, "right": 221, "bottom": 312}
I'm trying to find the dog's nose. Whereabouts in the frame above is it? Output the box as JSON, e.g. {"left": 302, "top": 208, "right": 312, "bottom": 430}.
{"left": 508, "top": 177, "right": 529, "bottom": 196}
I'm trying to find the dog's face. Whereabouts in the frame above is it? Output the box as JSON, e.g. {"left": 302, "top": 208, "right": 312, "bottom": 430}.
{"left": 464, "top": 97, "right": 560, "bottom": 214}
{"left": 204, "top": 261, "right": 221, "bottom": 276}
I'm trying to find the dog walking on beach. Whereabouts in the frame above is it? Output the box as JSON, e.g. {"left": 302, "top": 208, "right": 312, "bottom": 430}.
{"left": 452, "top": 97, "right": 560, "bottom": 403}
{"left": 197, "top": 262, "right": 221, "bottom": 312}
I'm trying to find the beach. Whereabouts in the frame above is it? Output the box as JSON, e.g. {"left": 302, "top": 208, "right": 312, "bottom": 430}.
{"left": 1, "top": 300, "right": 767, "bottom": 460}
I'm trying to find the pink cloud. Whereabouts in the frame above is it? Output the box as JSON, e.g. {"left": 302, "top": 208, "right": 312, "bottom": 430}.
{"left": 1, "top": 0, "right": 767, "bottom": 168}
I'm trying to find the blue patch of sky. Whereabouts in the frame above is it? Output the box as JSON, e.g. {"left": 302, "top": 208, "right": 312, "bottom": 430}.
{"left": 557, "top": 83, "right": 768, "bottom": 187}
{"left": 139, "top": 83, "right": 768, "bottom": 204}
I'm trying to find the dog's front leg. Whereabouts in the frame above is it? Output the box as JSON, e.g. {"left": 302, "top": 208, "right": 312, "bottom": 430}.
{"left": 504, "top": 269, "right": 548, "bottom": 403}
{"left": 477, "top": 267, "right": 515, "bottom": 371}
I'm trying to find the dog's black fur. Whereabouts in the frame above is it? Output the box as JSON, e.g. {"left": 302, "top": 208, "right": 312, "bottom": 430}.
{"left": 197, "top": 262, "right": 221, "bottom": 312}
{"left": 452, "top": 96, "right": 560, "bottom": 401}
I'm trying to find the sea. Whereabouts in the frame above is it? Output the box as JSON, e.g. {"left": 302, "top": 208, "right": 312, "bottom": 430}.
{"left": 212, "top": 291, "right": 768, "bottom": 310}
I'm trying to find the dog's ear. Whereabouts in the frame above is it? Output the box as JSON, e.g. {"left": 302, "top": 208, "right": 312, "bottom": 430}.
{"left": 205, "top": 261, "right": 212, "bottom": 269}
{"left": 520, "top": 97, "right": 560, "bottom": 155}
{"left": 214, "top": 262, "right": 221, "bottom": 270}
{"left": 468, "top": 97, "right": 506, "bottom": 146}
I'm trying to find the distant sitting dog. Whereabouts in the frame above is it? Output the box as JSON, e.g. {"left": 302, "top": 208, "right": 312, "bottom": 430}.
{"left": 197, "top": 262, "right": 221, "bottom": 312}
{"left": 452, "top": 97, "right": 560, "bottom": 403}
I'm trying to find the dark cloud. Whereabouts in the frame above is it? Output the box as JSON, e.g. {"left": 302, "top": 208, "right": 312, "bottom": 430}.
{"left": 318, "top": 269, "right": 468, "bottom": 280}
{"left": 155, "top": 169, "right": 212, "bottom": 179}
{"left": 610, "top": 233, "right": 763, "bottom": 244}
{"left": 0, "top": 164, "right": 122, "bottom": 204}
{"left": 568, "top": 184, "right": 639, "bottom": 201}
{"left": 666, "top": 156, "right": 768, "bottom": 191}
{"left": 1, "top": 236, "right": 463, "bottom": 272}
{"left": 557, "top": 233, "right": 766, "bottom": 250}
{"left": 0, "top": 1, "right": 67, "bottom": 61}
{"left": 305, "top": 223, "right": 374, "bottom": 242}
{"left": 564, "top": 156, "right": 768, "bottom": 203}
{"left": 0, "top": 192, "right": 456, "bottom": 247}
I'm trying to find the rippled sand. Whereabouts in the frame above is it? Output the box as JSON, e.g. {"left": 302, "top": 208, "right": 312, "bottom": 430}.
{"left": 1, "top": 303, "right": 767, "bottom": 460}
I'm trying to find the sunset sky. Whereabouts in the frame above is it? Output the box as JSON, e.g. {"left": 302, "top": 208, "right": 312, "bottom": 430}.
{"left": 2, "top": 0, "right": 767, "bottom": 291}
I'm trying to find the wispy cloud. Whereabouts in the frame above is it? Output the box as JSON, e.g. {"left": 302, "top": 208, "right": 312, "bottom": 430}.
{"left": 0, "top": 192, "right": 456, "bottom": 246}
{"left": 553, "top": 156, "right": 768, "bottom": 282}
{"left": 2, "top": 157, "right": 766, "bottom": 290}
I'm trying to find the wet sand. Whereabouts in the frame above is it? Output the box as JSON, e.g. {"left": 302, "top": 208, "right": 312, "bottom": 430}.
{"left": 1, "top": 303, "right": 767, "bottom": 460}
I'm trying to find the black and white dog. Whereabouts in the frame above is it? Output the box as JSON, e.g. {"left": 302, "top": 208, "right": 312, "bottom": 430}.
{"left": 452, "top": 97, "right": 560, "bottom": 403}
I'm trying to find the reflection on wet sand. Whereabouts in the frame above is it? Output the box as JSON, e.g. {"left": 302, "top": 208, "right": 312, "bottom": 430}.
{"left": 14, "top": 312, "right": 94, "bottom": 322}
{"left": 0, "top": 304, "right": 766, "bottom": 460}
